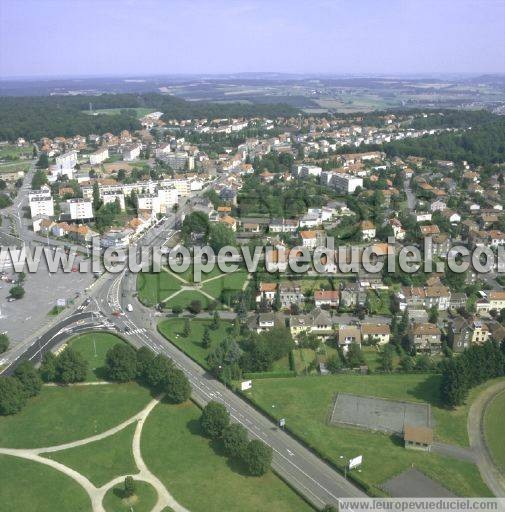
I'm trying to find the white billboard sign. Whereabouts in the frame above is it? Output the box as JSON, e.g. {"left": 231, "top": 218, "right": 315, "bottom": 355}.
{"left": 348, "top": 455, "right": 363, "bottom": 469}
{"left": 240, "top": 380, "right": 252, "bottom": 391}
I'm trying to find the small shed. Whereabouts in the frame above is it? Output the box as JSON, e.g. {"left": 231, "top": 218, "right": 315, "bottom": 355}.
{"left": 404, "top": 424, "right": 433, "bottom": 452}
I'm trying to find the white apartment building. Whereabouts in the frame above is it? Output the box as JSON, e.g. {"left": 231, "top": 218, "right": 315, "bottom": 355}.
{"left": 55, "top": 150, "right": 78, "bottom": 171}
{"left": 29, "top": 196, "right": 54, "bottom": 218}
{"left": 157, "top": 186, "right": 179, "bottom": 211}
{"left": 293, "top": 164, "right": 322, "bottom": 178}
{"left": 137, "top": 194, "right": 162, "bottom": 215}
{"left": 62, "top": 198, "right": 94, "bottom": 220}
{"left": 89, "top": 147, "right": 109, "bottom": 165}
{"left": 123, "top": 144, "right": 141, "bottom": 161}
{"left": 159, "top": 151, "right": 194, "bottom": 171}
{"left": 101, "top": 190, "right": 125, "bottom": 210}
{"left": 331, "top": 174, "right": 363, "bottom": 194}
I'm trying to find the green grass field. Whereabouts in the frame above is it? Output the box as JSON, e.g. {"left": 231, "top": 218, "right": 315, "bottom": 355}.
{"left": 137, "top": 271, "right": 183, "bottom": 306}
{"left": 142, "top": 401, "right": 313, "bottom": 512}
{"left": 45, "top": 423, "right": 138, "bottom": 487}
{"left": 0, "top": 455, "right": 91, "bottom": 512}
{"left": 0, "top": 144, "right": 33, "bottom": 160}
{"left": 163, "top": 290, "right": 215, "bottom": 310}
{"left": 158, "top": 318, "right": 232, "bottom": 369}
{"left": 0, "top": 161, "right": 31, "bottom": 174}
{"left": 484, "top": 390, "right": 505, "bottom": 474}
{"left": 69, "top": 332, "right": 128, "bottom": 381}
{"left": 83, "top": 107, "right": 154, "bottom": 118}
{"left": 246, "top": 374, "right": 491, "bottom": 497}
{"left": 0, "top": 383, "right": 151, "bottom": 448}
{"left": 200, "top": 270, "right": 248, "bottom": 298}
{"left": 103, "top": 480, "right": 157, "bottom": 512}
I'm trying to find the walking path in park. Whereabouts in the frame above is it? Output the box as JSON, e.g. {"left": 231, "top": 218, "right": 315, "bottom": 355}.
{"left": 0, "top": 397, "right": 190, "bottom": 512}
{"left": 160, "top": 266, "right": 247, "bottom": 309}
{"left": 467, "top": 380, "right": 505, "bottom": 497}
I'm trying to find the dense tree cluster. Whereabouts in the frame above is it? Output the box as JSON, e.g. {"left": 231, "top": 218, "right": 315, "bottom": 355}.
{"left": 0, "top": 360, "right": 41, "bottom": 415}
{"left": 105, "top": 344, "right": 191, "bottom": 403}
{"left": 0, "top": 93, "right": 297, "bottom": 141}
{"left": 40, "top": 348, "right": 88, "bottom": 384}
{"left": 205, "top": 327, "right": 294, "bottom": 382}
{"left": 339, "top": 114, "right": 505, "bottom": 166}
{"left": 238, "top": 175, "right": 332, "bottom": 218}
{"left": 199, "top": 401, "right": 272, "bottom": 476}
{"left": 440, "top": 341, "right": 505, "bottom": 407}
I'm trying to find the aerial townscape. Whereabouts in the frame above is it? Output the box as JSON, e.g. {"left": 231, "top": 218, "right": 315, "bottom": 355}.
{"left": 0, "top": 1, "right": 504, "bottom": 511}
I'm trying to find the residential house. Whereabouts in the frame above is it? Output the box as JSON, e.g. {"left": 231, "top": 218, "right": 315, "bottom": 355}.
{"left": 409, "top": 322, "right": 442, "bottom": 354}
{"left": 360, "top": 220, "right": 376, "bottom": 241}
{"left": 340, "top": 283, "right": 367, "bottom": 308}
{"left": 476, "top": 290, "right": 505, "bottom": 316}
{"left": 361, "top": 323, "right": 390, "bottom": 346}
{"left": 279, "top": 282, "right": 304, "bottom": 308}
{"left": 256, "top": 282, "right": 277, "bottom": 305}
{"left": 337, "top": 325, "right": 362, "bottom": 354}
{"left": 314, "top": 290, "right": 339, "bottom": 308}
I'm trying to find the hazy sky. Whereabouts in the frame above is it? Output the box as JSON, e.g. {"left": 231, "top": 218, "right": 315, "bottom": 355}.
{"left": 1, "top": 0, "right": 504, "bottom": 78}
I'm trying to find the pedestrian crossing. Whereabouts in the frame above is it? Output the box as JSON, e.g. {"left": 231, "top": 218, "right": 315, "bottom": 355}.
{"left": 126, "top": 327, "right": 146, "bottom": 334}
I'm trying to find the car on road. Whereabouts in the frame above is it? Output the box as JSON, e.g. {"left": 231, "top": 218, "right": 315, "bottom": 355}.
{"left": 126, "top": 304, "right": 133, "bottom": 312}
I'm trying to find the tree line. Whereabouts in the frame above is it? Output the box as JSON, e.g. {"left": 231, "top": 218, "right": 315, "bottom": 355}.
{"left": 440, "top": 341, "right": 505, "bottom": 407}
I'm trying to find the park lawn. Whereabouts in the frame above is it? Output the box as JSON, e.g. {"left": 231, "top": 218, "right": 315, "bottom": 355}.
{"left": 0, "top": 383, "right": 152, "bottom": 448}
{"left": 69, "top": 332, "right": 128, "bottom": 381}
{"left": 137, "top": 270, "right": 182, "bottom": 306}
{"left": 484, "top": 389, "right": 505, "bottom": 473}
{"left": 177, "top": 264, "right": 225, "bottom": 284}
{"left": 158, "top": 318, "right": 232, "bottom": 369}
{"left": 0, "top": 455, "right": 91, "bottom": 512}
{"left": 141, "top": 401, "right": 314, "bottom": 512}
{"left": 246, "top": 374, "right": 491, "bottom": 497}
{"left": 201, "top": 270, "right": 249, "bottom": 298}
{"left": 45, "top": 423, "right": 138, "bottom": 487}
{"left": 163, "top": 290, "right": 215, "bottom": 310}
{"left": 103, "top": 480, "right": 157, "bottom": 512}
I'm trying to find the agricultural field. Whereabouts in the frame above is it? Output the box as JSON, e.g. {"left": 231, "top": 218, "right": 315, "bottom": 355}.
{"left": 82, "top": 107, "right": 154, "bottom": 118}
{"left": 0, "top": 143, "right": 33, "bottom": 161}
{"left": 484, "top": 390, "right": 505, "bottom": 473}
{"left": 245, "top": 374, "right": 492, "bottom": 497}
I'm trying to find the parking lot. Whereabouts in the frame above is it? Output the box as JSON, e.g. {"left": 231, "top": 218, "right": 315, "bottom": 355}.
{"left": 0, "top": 257, "right": 95, "bottom": 344}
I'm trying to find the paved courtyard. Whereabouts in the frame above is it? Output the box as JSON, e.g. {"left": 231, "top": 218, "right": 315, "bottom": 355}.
{"left": 381, "top": 468, "right": 455, "bottom": 497}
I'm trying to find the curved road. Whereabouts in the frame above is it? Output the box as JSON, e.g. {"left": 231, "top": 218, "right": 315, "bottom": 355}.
{"left": 468, "top": 381, "right": 505, "bottom": 497}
